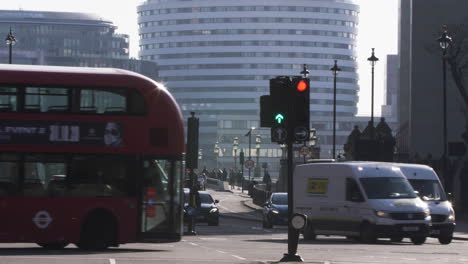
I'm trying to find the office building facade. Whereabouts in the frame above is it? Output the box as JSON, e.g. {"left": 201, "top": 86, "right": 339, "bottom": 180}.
{"left": 0, "top": 10, "right": 158, "bottom": 79}
{"left": 138, "top": 0, "right": 359, "bottom": 176}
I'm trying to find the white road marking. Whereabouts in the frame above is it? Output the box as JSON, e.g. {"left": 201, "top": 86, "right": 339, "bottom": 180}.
{"left": 189, "top": 242, "right": 198, "bottom": 246}
{"left": 109, "top": 259, "right": 116, "bottom": 264}
{"left": 216, "top": 250, "right": 227, "bottom": 254}
{"left": 199, "top": 237, "right": 227, "bottom": 241}
{"left": 231, "top": 255, "right": 246, "bottom": 260}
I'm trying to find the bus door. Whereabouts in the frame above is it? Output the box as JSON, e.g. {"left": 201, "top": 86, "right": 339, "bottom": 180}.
{"left": 139, "top": 159, "right": 178, "bottom": 241}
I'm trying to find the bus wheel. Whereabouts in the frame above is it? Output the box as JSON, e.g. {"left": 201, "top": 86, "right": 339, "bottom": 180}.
{"left": 37, "top": 242, "right": 69, "bottom": 249}
{"left": 77, "top": 211, "right": 117, "bottom": 250}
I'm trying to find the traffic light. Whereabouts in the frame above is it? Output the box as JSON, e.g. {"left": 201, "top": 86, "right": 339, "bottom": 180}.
{"left": 269, "top": 76, "right": 291, "bottom": 143}
{"left": 186, "top": 112, "right": 199, "bottom": 169}
{"left": 260, "top": 95, "right": 273, "bottom": 128}
{"left": 291, "top": 76, "right": 310, "bottom": 142}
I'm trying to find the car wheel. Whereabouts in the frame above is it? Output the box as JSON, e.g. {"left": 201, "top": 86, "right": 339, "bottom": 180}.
{"left": 360, "top": 223, "right": 376, "bottom": 244}
{"left": 37, "top": 242, "right": 69, "bottom": 249}
{"left": 410, "top": 236, "right": 426, "bottom": 245}
{"left": 438, "top": 230, "right": 453, "bottom": 244}
{"left": 263, "top": 217, "right": 273, "bottom": 229}
{"left": 390, "top": 236, "right": 404, "bottom": 243}
{"left": 303, "top": 222, "right": 317, "bottom": 241}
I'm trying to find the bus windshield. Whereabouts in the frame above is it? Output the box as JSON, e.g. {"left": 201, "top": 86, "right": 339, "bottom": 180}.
{"left": 359, "top": 177, "right": 417, "bottom": 199}
{"left": 409, "top": 179, "right": 447, "bottom": 201}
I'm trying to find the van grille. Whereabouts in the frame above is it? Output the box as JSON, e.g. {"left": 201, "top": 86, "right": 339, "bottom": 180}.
{"left": 431, "top": 214, "right": 447, "bottom": 223}
{"left": 390, "top": 212, "right": 426, "bottom": 220}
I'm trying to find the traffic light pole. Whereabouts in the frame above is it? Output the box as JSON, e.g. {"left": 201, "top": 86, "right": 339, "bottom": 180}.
{"left": 280, "top": 77, "right": 303, "bottom": 263}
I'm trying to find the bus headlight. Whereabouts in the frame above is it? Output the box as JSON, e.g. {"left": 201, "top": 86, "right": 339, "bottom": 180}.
{"left": 271, "top": 209, "right": 279, "bottom": 214}
{"left": 375, "top": 210, "right": 389, "bottom": 218}
{"left": 448, "top": 213, "right": 455, "bottom": 222}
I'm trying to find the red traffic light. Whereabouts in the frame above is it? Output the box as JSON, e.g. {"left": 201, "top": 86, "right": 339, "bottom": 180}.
{"left": 296, "top": 80, "right": 308, "bottom": 92}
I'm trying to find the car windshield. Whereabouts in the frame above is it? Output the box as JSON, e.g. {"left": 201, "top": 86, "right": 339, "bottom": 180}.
{"left": 409, "top": 179, "right": 447, "bottom": 201}
{"left": 200, "top": 193, "right": 214, "bottom": 204}
{"left": 359, "top": 177, "right": 417, "bottom": 199}
{"left": 271, "top": 193, "right": 287, "bottom": 205}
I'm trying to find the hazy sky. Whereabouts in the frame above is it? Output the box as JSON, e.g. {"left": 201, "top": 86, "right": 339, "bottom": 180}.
{"left": 2, "top": 0, "right": 398, "bottom": 116}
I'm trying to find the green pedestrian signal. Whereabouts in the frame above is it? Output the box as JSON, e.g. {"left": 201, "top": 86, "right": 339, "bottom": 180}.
{"left": 275, "top": 113, "right": 285, "bottom": 124}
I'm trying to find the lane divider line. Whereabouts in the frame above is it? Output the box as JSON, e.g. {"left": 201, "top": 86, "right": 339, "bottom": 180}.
{"left": 232, "top": 255, "right": 246, "bottom": 260}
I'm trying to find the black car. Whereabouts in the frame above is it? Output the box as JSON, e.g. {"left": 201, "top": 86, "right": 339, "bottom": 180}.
{"left": 262, "top": 192, "right": 288, "bottom": 228}
{"left": 183, "top": 189, "right": 219, "bottom": 226}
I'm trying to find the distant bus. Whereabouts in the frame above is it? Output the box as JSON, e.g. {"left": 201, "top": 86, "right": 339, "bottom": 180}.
{"left": 0, "top": 64, "right": 185, "bottom": 250}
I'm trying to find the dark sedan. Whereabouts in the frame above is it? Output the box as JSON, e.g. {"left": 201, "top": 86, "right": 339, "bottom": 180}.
{"left": 184, "top": 189, "right": 219, "bottom": 226}
{"left": 262, "top": 192, "right": 288, "bottom": 228}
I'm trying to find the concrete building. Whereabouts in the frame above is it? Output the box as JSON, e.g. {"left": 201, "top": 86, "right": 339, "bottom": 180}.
{"left": 381, "top": 54, "right": 399, "bottom": 124}
{"left": 398, "top": 0, "right": 468, "bottom": 159}
{"left": 137, "top": 0, "right": 360, "bottom": 178}
{"left": 0, "top": 10, "right": 158, "bottom": 80}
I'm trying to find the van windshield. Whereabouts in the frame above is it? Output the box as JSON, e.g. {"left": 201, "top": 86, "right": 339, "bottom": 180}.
{"left": 409, "top": 179, "right": 447, "bottom": 201}
{"left": 360, "top": 177, "right": 417, "bottom": 199}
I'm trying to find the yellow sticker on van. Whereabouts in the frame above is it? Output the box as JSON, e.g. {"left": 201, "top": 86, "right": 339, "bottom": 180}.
{"left": 307, "top": 178, "right": 328, "bottom": 194}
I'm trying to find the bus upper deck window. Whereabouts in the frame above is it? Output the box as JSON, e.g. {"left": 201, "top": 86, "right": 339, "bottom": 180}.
{"left": 25, "top": 87, "right": 69, "bottom": 113}
{"left": 0, "top": 87, "right": 18, "bottom": 112}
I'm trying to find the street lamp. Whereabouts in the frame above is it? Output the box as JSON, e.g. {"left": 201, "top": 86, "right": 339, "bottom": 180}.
{"left": 5, "top": 28, "right": 16, "bottom": 64}
{"left": 233, "top": 136, "right": 239, "bottom": 171}
{"left": 367, "top": 48, "right": 379, "bottom": 128}
{"left": 214, "top": 141, "right": 220, "bottom": 168}
{"left": 255, "top": 134, "right": 261, "bottom": 178}
{"left": 244, "top": 127, "right": 255, "bottom": 182}
{"left": 330, "top": 60, "right": 341, "bottom": 159}
{"left": 310, "top": 128, "right": 318, "bottom": 159}
{"left": 437, "top": 26, "right": 452, "bottom": 189}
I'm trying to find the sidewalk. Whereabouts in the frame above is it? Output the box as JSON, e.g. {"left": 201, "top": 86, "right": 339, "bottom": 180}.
{"left": 225, "top": 185, "right": 468, "bottom": 241}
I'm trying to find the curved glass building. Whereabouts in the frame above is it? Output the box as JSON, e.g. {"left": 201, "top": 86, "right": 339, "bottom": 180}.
{"left": 138, "top": 0, "right": 359, "bottom": 177}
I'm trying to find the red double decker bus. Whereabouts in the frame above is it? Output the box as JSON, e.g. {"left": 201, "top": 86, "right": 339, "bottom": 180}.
{"left": 0, "top": 64, "right": 185, "bottom": 250}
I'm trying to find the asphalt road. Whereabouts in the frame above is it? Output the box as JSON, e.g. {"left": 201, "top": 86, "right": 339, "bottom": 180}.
{"left": 1, "top": 189, "right": 468, "bottom": 264}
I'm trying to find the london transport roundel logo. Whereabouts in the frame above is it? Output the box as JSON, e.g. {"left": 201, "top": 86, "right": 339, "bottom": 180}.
{"left": 32, "top": 210, "right": 53, "bottom": 229}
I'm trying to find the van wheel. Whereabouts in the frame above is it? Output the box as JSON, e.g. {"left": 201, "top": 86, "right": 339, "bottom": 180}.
{"left": 438, "top": 232, "right": 453, "bottom": 244}
{"left": 303, "top": 223, "right": 317, "bottom": 241}
{"left": 390, "top": 236, "right": 404, "bottom": 243}
{"left": 37, "top": 242, "right": 69, "bottom": 249}
{"left": 360, "top": 223, "right": 376, "bottom": 244}
{"left": 410, "top": 236, "right": 426, "bottom": 245}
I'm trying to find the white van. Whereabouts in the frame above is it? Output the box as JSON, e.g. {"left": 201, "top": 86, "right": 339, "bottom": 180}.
{"left": 396, "top": 163, "right": 455, "bottom": 244}
{"left": 293, "top": 161, "right": 431, "bottom": 245}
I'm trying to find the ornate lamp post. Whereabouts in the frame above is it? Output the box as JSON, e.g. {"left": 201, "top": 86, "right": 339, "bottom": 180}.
{"left": 5, "top": 28, "right": 16, "bottom": 64}
{"left": 255, "top": 134, "right": 261, "bottom": 178}
{"left": 437, "top": 26, "right": 452, "bottom": 189}
{"left": 214, "top": 141, "right": 220, "bottom": 168}
{"left": 330, "top": 60, "right": 341, "bottom": 159}
{"left": 244, "top": 127, "right": 255, "bottom": 182}
{"left": 233, "top": 136, "right": 239, "bottom": 171}
{"left": 367, "top": 48, "right": 379, "bottom": 129}
{"left": 310, "top": 128, "right": 318, "bottom": 159}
